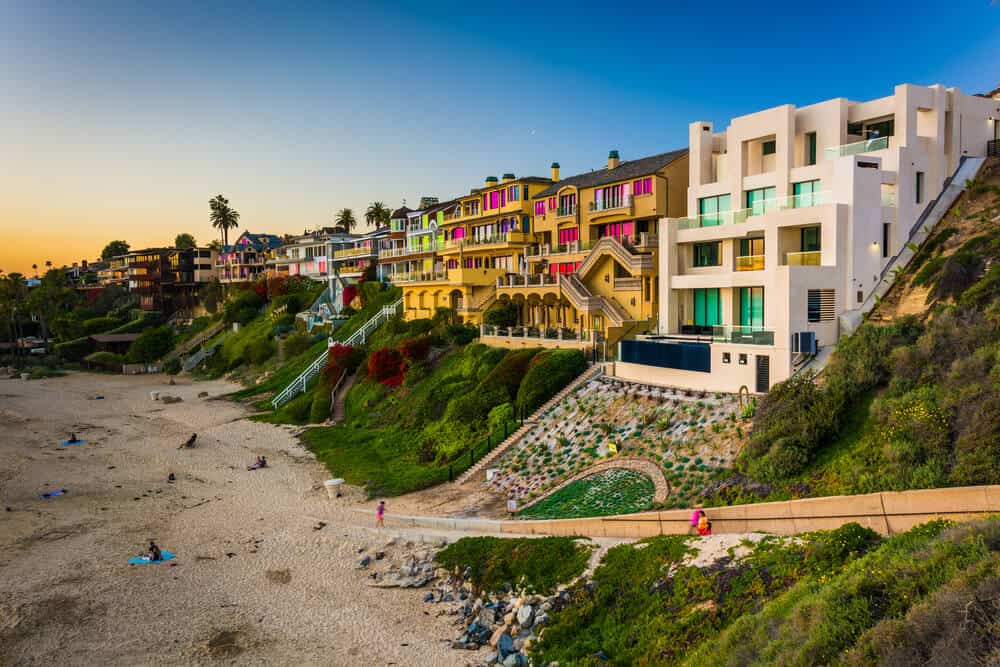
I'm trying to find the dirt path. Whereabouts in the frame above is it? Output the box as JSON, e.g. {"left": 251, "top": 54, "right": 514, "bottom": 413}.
{"left": 0, "top": 373, "right": 470, "bottom": 666}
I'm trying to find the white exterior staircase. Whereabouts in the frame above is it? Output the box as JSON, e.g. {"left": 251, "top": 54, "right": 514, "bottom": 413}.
{"left": 270, "top": 298, "right": 402, "bottom": 409}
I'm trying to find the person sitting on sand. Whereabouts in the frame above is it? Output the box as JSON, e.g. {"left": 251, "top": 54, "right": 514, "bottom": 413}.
{"left": 143, "top": 541, "right": 162, "bottom": 562}
{"left": 68, "top": 432, "right": 80, "bottom": 444}
{"left": 178, "top": 433, "right": 197, "bottom": 450}
{"left": 247, "top": 456, "right": 267, "bottom": 471}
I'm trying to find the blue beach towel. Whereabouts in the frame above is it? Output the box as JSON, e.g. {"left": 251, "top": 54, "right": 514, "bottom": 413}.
{"left": 128, "top": 551, "right": 176, "bottom": 565}
{"left": 40, "top": 489, "right": 68, "bottom": 499}
{"left": 59, "top": 439, "right": 85, "bottom": 447}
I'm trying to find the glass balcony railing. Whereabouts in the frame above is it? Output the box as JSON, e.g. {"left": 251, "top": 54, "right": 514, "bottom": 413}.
{"left": 824, "top": 136, "right": 889, "bottom": 159}
{"left": 711, "top": 325, "right": 774, "bottom": 346}
{"left": 557, "top": 206, "right": 577, "bottom": 217}
{"left": 785, "top": 250, "right": 821, "bottom": 266}
{"left": 674, "top": 208, "right": 751, "bottom": 230}
{"left": 735, "top": 254, "right": 764, "bottom": 271}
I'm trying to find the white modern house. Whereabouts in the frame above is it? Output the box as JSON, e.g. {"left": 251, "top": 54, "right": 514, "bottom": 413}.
{"left": 615, "top": 83, "right": 999, "bottom": 393}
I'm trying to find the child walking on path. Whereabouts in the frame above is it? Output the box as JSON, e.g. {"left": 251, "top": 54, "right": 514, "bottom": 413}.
{"left": 375, "top": 501, "right": 385, "bottom": 529}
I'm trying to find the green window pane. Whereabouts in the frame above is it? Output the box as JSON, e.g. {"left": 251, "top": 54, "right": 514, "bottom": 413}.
{"left": 706, "top": 289, "right": 720, "bottom": 326}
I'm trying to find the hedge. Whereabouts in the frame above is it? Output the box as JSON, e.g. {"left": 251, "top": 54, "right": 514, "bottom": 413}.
{"left": 54, "top": 336, "right": 94, "bottom": 361}
{"left": 515, "top": 349, "right": 588, "bottom": 413}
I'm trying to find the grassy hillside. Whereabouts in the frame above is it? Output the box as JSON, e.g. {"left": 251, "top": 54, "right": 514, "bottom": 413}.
{"left": 704, "top": 158, "right": 1000, "bottom": 506}
{"left": 436, "top": 518, "right": 1000, "bottom": 666}
{"left": 302, "top": 341, "right": 587, "bottom": 497}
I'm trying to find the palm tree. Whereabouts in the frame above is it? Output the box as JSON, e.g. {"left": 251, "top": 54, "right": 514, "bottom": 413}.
{"left": 335, "top": 208, "right": 357, "bottom": 234}
{"left": 31, "top": 263, "right": 37, "bottom": 276}
{"left": 45, "top": 260, "right": 52, "bottom": 270}
{"left": 209, "top": 194, "right": 241, "bottom": 246}
{"left": 365, "top": 202, "right": 390, "bottom": 229}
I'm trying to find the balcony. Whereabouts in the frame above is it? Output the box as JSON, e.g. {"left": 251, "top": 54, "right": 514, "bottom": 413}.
{"left": 556, "top": 206, "right": 577, "bottom": 218}
{"left": 378, "top": 245, "right": 436, "bottom": 260}
{"left": 497, "top": 273, "right": 560, "bottom": 289}
{"left": 785, "top": 250, "right": 821, "bottom": 266}
{"left": 824, "top": 136, "right": 889, "bottom": 159}
{"left": 524, "top": 238, "right": 597, "bottom": 259}
{"left": 333, "top": 246, "right": 374, "bottom": 260}
{"left": 589, "top": 196, "right": 632, "bottom": 214}
{"left": 481, "top": 324, "right": 596, "bottom": 347}
{"left": 712, "top": 325, "right": 774, "bottom": 346}
{"left": 735, "top": 255, "right": 764, "bottom": 271}
{"left": 391, "top": 270, "right": 447, "bottom": 283}
{"left": 747, "top": 191, "right": 830, "bottom": 217}
{"left": 674, "top": 208, "right": 751, "bottom": 230}
{"left": 437, "top": 232, "right": 533, "bottom": 254}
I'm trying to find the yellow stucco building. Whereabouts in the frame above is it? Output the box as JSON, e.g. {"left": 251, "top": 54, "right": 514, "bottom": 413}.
{"left": 399, "top": 149, "right": 689, "bottom": 353}
{"left": 399, "top": 174, "right": 553, "bottom": 322}
{"left": 484, "top": 149, "right": 688, "bottom": 350}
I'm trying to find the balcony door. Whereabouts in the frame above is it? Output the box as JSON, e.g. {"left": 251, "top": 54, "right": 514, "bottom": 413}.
{"left": 739, "top": 287, "right": 764, "bottom": 329}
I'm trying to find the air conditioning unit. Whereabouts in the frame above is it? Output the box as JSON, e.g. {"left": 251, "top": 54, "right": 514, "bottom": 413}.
{"left": 792, "top": 331, "right": 817, "bottom": 355}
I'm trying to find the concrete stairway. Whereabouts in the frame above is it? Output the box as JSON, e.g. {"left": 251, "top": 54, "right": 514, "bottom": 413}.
{"left": 455, "top": 363, "right": 605, "bottom": 485}
{"left": 329, "top": 369, "right": 358, "bottom": 423}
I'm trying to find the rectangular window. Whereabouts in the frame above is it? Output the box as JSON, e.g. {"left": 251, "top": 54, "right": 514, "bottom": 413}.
{"left": 490, "top": 191, "right": 500, "bottom": 209}
{"left": 632, "top": 177, "right": 652, "bottom": 195}
{"left": 882, "top": 223, "right": 890, "bottom": 258}
{"left": 806, "top": 132, "right": 817, "bottom": 166}
{"left": 692, "top": 288, "right": 722, "bottom": 327}
{"left": 548, "top": 197, "right": 557, "bottom": 210}
{"left": 500, "top": 189, "right": 506, "bottom": 207}
{"left": 738, "top": 238, "right": 764, "bottom": 257}
{"left": 745, "top": 187, "right": 777, "bottom": 216}
{"left": 558, "top": 227, "right": 579, "bottom": 244}
{"left": 698, "top": 194, "right": 731, "bottom": 226}
{"left": 792, "top": 180, "right": 821, "bottom": 208}
{"left": 534, "top": 201, "right": 546, "bottom": 216}
{"left": 801, "top": 227, "right": 821, "bottom": 252}
{"left": 692, "top": 242, "right": 720, "bottom": 267}
{"left": 523, "top": 185, "right": 529, "bottom": 200}
{"left": 762, "top": 140, "right": 776, "bottom": 156}
{"left": 558, "top": 193, "right": 576, "bottom": 215}
{"left": 915, "top": 171, "right": 925, "bottom": 204}
{"left": 807, "top": 289, "right": 835, "bottom": 322}
{"left": 739, "top": 287, "right": 765, "bottom": 329}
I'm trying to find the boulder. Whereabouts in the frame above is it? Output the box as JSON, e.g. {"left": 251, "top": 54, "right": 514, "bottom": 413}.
{"left": 516, "top": 604, "right": 534, "bottom": 626}
{"left": 357, "top": 555, "right": 371, "bottom": 569}
{"left": 497, "top": 633, "right": 515, "bottom": 658}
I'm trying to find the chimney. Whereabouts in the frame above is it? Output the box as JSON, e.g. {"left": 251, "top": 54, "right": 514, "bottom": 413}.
{"left": 485, "top": 176, "right": 498, "bottom": 187}
{"left": 502, "top": 173, "right": 515, "bottom": 183}
{"left": 551, "top": 162, "right": 560, "bottom": 181}
{"left": 608, "top": 150, "right": 620, "bottom": 170}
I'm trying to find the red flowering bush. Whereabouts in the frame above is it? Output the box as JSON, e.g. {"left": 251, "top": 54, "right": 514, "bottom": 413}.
{"left": 400, "top": 336, "right": 431, "bottom": 362}
{"left": 323, "top": 343, "right": 362, "bottom": 382}
{"left": 368, "top": 347, "right": 405, "bottom": 386}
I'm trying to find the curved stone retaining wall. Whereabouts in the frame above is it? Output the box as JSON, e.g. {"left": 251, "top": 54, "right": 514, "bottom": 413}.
{"left": 519, "top": 456, "right": 670, "bottom": 511}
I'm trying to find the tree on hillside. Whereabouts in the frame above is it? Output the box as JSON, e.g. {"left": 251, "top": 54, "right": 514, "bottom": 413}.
{"left": 26, "top": 269, "right": 78, "bottom": 344}
{"left": 101, "top": 240, "right": 130, "bottom": 261}
{"left": 335, "top": 208, "right": 357, "bottom": 234}
{"left": 174, "top": 233, "right": 197, "bottom": 249}
{"left": 365, "top": 202, "right": 390, "bottom": 228}
{"left": 209, "top": 194, "right": 241, "bottom": 246}
{"left": 31, "top": 263, "right": 37, "bottom": 276}
{"left": 0, "top": 272, "right": 28, "bottom": 357}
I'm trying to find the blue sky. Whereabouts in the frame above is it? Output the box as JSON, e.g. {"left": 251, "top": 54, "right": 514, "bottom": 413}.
{"left": 1, "top": 0, "right": 998, "bottom": 273}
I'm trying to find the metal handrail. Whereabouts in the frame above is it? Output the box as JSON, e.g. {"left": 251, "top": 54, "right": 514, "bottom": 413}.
{"left": 271, "top": 298, "right": 402, "bottom": 408}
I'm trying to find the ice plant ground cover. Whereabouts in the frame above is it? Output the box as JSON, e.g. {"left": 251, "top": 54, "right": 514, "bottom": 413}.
{"left": 491, "top": 376, "right": 746, "bottom": 510}
{"left": 517, "top": 469, "right": 656, "bottom": 519}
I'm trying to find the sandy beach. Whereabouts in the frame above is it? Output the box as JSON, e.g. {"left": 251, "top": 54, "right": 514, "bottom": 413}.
{"left": 0, "top": 372, "right": 473, "bottom": 666}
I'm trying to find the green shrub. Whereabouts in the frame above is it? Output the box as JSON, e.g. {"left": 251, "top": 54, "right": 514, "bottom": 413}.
{"left": 224, "top": 290, "right": 264, "bottom": 324}
{"left": 282, "top": 331, "right": 313, "bottom": 359}
{"left": 444, "top": 323, "right": 477, "bottom": 345}
{"left": 479, "top": 348, "right": 540, "bottom": 400}
{"left": 309, "top": 373, "right": 333, "bottom": 423}
{"left": 126, "top": 325, "right": 174, "bottom": 363}
{"left": 435, "top": 536, "right": 591, "bottom": 594}
{"left": 246, "top": 336, "right": 274, "bottom": 365}
{"left": 162, "top": 357, "right": 182, "bottom": 375}
{"left": 54, "top": 336, "right": 94, "bottom": 362}
{"left": 515, "top": 349, "right": 587, "bottom": 414}
{"left": 483, "top": 301, "right": 519, "bottom": 327}
{"left": 81, "top": 316, "right": 120, "bottom": 336}
{"left": 487, "top": 402, "right": 514, "bottom": 434}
